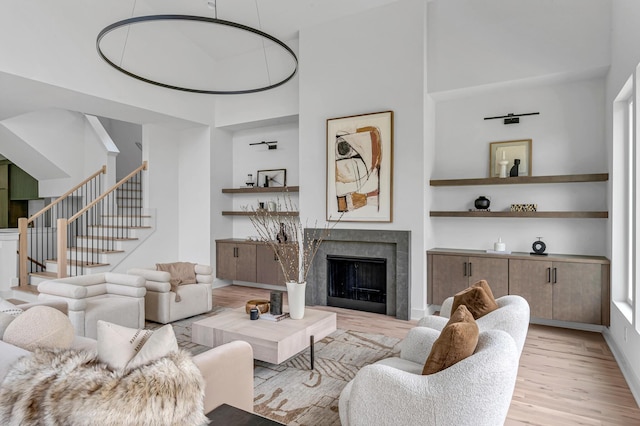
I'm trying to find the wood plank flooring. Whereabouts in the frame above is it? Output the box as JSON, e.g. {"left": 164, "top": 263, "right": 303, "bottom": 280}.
{"left": 213, "top": 285, "right": 640, "bottom": 425}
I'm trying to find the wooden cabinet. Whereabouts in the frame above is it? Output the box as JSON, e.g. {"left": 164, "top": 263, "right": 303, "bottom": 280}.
{"left": 256, "top": 244, "right": 286, "bottom": 286}
{"left": 216, "top": 241, "right": 256, "bottom": 282}
{"left": 428, "top": 248, "right": 610, "bottom": 326}
{"left": 430, "top": 254, "right": 508, "bottom": 305}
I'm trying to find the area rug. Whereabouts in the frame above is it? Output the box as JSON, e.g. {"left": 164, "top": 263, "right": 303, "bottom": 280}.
{"left": 147, "top": 309, "right": 402, "bottom": 425}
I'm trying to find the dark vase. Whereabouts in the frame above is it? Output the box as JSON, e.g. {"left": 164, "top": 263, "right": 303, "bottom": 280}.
{"left": 510, "top": 159, "right": 521, "bottom": 177}
{"left": 474, "top": 196, "right": 491, "bottom": 210}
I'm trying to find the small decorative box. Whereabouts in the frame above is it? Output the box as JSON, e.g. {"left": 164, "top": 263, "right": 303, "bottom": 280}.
{"left": 510, "top": 203, "right": 537, "bottom": 212}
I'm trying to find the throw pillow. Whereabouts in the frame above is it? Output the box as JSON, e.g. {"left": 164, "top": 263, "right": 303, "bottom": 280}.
{"left": 156, "top": 262, "right": 197, "bottom": 302}
{"left": 0, "top": 298, "right": 23, "bottom": 317}
{"left": 423, "top": 305, "right": 479, "bottom": 375}
{"left": 0, "top": 312, "right": 16, "bottom": 339}
{"left": 97, "top": 320, "right": 179, "bottom": 371}
{"left": 3, "top": 306, "right": 74, "bottom": 351}
{"left": 451, "top": 279, "right": 498, "bottom": 319}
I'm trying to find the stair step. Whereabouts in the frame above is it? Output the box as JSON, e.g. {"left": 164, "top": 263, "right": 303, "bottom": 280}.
{"left": 68, "top": 247, "right": 125, "bottom": 254}
{"left": 29, "top": 271, "right": 57, "bottom": 280}
{"left": 89, "top": 225, "right": 151, "bottom": 229}
{"left": 46, "top": 259, "right": 110, "bottom": 268}
{"left": 76, "top": 236, "right": 138, "bottom": 241}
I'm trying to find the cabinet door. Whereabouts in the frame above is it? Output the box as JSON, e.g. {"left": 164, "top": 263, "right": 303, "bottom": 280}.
{"left": 552, "top": 262, "right": 602, "bottom": 324}
{"left": 236, "top": 244, "right": 257, "bottom": 282}
{"left": 509, "top": 259, "right": 553, "bottom": 320}
{"left": 256, "top": 245, "right": 285, "bottom": 286}
{"left": 467, "top": 256, "right": 509, "bottom": 298}
{"left": 431, "top": 255, "right": 470, "bottom": 305}
{"left": 216, "top": 242, "right": 237, "bottom": 280}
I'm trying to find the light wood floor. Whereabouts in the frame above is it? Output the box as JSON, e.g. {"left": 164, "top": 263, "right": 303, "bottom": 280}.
{"left": 214, "top": 285, "right": 640, "bottom": 425}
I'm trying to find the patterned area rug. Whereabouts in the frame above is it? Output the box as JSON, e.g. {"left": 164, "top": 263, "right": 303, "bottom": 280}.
{"left": 146, "top": 309, "right": 401, "bottom": 425}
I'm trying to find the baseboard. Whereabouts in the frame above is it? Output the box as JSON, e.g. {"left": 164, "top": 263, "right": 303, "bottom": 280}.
{"left": 529, "top": 318, "right": 605, "bottom": 333}
{"left": 603, "top": 329, "right": 640, "bottom": 407}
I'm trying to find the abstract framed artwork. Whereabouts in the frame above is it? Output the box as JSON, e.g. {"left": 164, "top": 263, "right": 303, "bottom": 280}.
{"left": 489, "top": 139, "right": 532, "bottom": 177}
{"left": 256, "top": 169, "right": 287, "bottom": 188}
{"left": 326, "top": 111, "right": 393, "bottom": 222}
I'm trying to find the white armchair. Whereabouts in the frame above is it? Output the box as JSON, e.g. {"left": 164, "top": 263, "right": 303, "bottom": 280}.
{"left": 419, "top": 295, "right": 530, "bottom": 355}
{"left": 128, "top": 264, "right": 213, "bottom": 324}
{"left": 339, "top": 329, "right": 519, "bottom": 426}
{"left": 37, "top": 272, "right": 146, "bottom": 339}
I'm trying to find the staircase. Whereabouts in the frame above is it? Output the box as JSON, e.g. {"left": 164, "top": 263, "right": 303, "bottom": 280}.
{"left": 18, "top": 163, "right": 153, "bottom": 290}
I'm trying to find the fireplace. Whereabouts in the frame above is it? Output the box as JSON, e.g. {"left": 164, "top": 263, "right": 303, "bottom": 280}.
{"left": 327, "top": 255, "right": 387, "bottom": 314}
{"left": 305, "top": 228, "right": 410, "bottom": 320}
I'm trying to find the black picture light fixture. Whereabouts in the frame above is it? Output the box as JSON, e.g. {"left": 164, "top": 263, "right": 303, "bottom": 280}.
{"left": 250, "top": 140, "right": 278, "bottom": 150}
{"left": 484, "top": 111, "right": 540, "bottom": 125}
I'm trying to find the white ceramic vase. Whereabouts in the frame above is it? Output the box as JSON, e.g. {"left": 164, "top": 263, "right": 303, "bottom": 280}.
{"left": 286, "top": 281, "right": 306, "bottom": 320}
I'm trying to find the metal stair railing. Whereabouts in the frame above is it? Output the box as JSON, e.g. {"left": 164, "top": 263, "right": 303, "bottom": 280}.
{"left": 56, "top": 161, "right": 147, "bottom": 279}
{"left": 18, "top": 166, "right": 107, "bottom": 288}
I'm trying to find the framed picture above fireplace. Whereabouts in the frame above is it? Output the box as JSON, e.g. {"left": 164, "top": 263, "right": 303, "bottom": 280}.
{"left": 326, "top": 110, "right": 393, "bottom": 222}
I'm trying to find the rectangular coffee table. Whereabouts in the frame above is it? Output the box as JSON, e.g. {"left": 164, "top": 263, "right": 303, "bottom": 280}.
{"left": 192, "top": 307, "right": 336, "bottom": 366}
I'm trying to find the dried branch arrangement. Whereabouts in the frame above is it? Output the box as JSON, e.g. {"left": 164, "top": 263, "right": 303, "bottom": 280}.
{"left": 246, "top": 193, "right": 340, "bottom": 284}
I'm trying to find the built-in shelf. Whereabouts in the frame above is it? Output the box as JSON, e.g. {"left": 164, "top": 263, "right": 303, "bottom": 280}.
{"left": 429, "top": 173, "right": 608, "bottom": 187}
{"left": 222, "top": 186, "right": 300, "bottom": 194}
{"left": 222, "top": 211, "right": 299, "bottom": 217}
{"left": 430, "top": 211, "right": 608, "bottom": 219}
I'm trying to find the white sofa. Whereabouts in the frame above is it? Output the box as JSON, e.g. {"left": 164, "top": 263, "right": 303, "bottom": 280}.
{"left": 339, "top": 329, "right": 519, "bottom": 426}
{"left": 418, "top": 295, "right": 530, "bottom": 355}
{"left": 0, "top": 302, "right": 254, "bottom": 415}
{"left": 128, "top": 264, "right": 213, "bottom": 324}
{"left": 37, "top": 272, "right": 146, "bottom": 338}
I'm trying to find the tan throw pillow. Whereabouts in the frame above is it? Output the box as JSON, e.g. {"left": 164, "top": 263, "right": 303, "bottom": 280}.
{"left": 97, "top": 320, "right": 179, "bottom": 371}
{"left": 3, "top": 306, "right": 74, "bottom": 351}
{"left": 451, "top": 279, "right": 498, "bottom": 319}
{"left": 422, "top": 305, "right": 479, "bottom": 375}
{"left": 156, "top": 262, "right": 197, "bottom": 302}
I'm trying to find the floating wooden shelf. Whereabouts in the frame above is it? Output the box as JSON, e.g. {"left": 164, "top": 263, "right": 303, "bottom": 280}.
{"left": 222, "top": 211, "right": 299, "bottom": 217}
{"left": 222, "top": 186, "right": 299, "bottom": 194}
{"left": 430, "top": 211, "right": 608, "bottom": 219}
{"left": 429, "top": 173, "right": 608, "bottom": 187}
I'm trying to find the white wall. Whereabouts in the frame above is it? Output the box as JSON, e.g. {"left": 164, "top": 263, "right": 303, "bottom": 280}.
{"left": 431, "top": 77, "right": 608, "bottom": 255}
{"left": 604, "top": 0, "right": 640, "bottom": 405}
{"left": 299, "top": 0, "right": 428, "bottom": 318}
{"left": 98, "top": 117, "right": 142, "bottom": 180}
{"left": 427, "top": 0, "right": 610, "bottom": 94}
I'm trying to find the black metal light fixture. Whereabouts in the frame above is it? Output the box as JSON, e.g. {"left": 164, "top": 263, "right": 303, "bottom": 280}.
{"left": 96, "top": 9, "right": 298, "bottom": 95}
{"left": 484, "top": 112, "right": 540, "bottom": 125}
{"left": 249, "top": 140, "right": 278, "bottom": 150}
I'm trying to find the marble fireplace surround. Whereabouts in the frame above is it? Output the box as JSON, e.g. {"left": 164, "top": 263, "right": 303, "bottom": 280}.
{"left": 305, "top": 229, "right": 410, "bottom": 320}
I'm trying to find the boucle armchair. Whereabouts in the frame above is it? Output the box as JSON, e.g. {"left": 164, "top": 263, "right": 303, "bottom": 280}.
{"left": 37, "top": 272, "right": 146, "bottom": 338}
{"left": 420, "top": 295, "right": 530, "bottom": 355}
{"left": 128, "top": 263, "right": 213, "bottom": 324}
{"left": 339, "top": 329, "right": 519, "bottom": 426}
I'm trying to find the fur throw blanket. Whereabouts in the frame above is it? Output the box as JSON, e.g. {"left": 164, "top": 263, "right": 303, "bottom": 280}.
{"left": 0, "top": 348, "right": 208, "bottom": 426}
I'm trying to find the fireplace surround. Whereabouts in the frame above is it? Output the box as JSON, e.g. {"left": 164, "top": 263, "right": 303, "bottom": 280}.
{"left": 305, "top": 229, "right": 410, "bottom": 320}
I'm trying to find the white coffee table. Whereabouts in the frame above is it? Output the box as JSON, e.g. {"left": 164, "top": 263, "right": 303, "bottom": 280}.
{"left": 192, "top": 307, "right": 337, "bottom": 367}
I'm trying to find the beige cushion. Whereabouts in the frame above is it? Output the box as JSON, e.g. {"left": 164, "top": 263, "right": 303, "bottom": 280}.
{"left": 97, "top": 320, "right": 179, "bottom": 371}
{"left": 422, "top": 305, "right": 479, "bottom": 375}
{"left": 0, "top": 312, "right": 16, "bottom": 339}
{"left": 451, "top": 279, "right": 499, "bottom": 319}
{"left": 3, "top": 306, "right": 74, "bottom": 351}
{"left": 0, "top": 298, "right": 23, "bottom": 317}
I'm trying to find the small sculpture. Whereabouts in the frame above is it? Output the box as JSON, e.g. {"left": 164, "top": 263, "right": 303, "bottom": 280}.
{"left": 276, "top": 222, "right": 288, "bottom": 243}
{"left": 510, "top": 159, "right": 520, "bottom": 177}
{"left": 245, "top": 174, "right": 254, "bottom": 187}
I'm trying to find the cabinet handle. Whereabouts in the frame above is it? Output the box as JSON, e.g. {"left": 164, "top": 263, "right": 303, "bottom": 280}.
{"left": 552, "top": 267, "right": 557, "bottom": 284}
{"left": 546, "top": 267, "right": 551, "bottom": 283}
{"left": 468, "top": 262, "right": 472, "bottom": 277}
{"left": 463, "top": 262, "right": 468, "bottom": 277}
{"left": 234, "top": 247, "right": 238, "bottom": 257}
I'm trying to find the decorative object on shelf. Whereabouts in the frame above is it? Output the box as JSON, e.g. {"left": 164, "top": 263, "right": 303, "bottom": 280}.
{"left": 276, "top": 222, "right": 288, "bottom": 243}
{"left": 258, "top": 202, "right": 265, "bottom": 210}
{"left": 531, "top": 237, "right": 547, "bottom": 256}
{"left": 474, "top": 196, "right": 491, "bottom": 210}
{"left": 267, "top": 201, "right": 277, "bottom": 212}
{"left": 245, "top": 174, "right": 254, "bottom": 187}
{"left": 483, "top": 111, "right": 540, "bottom": 125}
{"left": 494, "top": 237, "right": 506, "bottom": 252}
{"left": 249, "top": 140, "right": 278, "bottom": 150}
{"left": 246, "top": 192, "right": 342, "bottom": 319}
{"left": 326, "top": 111, "right": 393, "bottom": 222}
{"left": 510, "top": 159, "right": 521, "bottom": 177}
{"left": 489, "top": 139, "right": 532, "bottom": 178}
{"left": 511, "top": 204, "right": 537, "bottom": 212}
{"left": 96, "top": 2, "right": 298, "bottom": 95}
{"left": 498, "top": 151, "right": 509, "bottom": 178}
{"left": 269, "top": 291, "right": 283, "bottom": 315}
{"left": 257, "top": 169, "right": 286, "bottom": 188}
{"left": 245, "top": 299, "right": 270, "bottom": 314}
